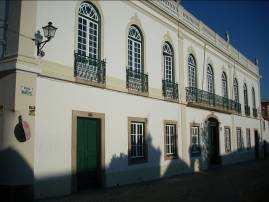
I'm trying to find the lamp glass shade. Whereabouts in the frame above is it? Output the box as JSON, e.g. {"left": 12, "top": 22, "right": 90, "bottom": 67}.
{"left": 42, "top": 22, "right": 57, "bottom": 39}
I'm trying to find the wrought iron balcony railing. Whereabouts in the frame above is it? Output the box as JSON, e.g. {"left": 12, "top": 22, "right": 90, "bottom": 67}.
{"left": 126, "top": 69, "right": 148, "bottom": 94}
{"left": 186, "top": 87, "right": 241, "bottom": 114}
{"left": 162, "top": 80, "right": 179, "bottom": 101}
{"left": 74, "top": 52, "right": 106, "bottom": 85}
{"left": 253, "top": 108, "right": 258, "bottom": 118}
{"left": 245, "top": 105, "right": 250, "bottom": 116}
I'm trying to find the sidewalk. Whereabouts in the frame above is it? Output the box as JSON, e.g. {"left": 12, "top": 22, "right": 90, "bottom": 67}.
{"left": 37, "top": 159, "right": 269, "bottom": 202}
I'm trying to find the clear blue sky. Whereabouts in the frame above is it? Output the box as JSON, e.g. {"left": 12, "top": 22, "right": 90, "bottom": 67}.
{"left": 181, "top": 0, "right": 269, "bottom": 100}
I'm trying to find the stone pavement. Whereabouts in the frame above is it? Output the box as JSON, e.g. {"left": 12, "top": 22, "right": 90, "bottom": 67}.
{"left": 37, "top": 159, "right": 269, "bottom": 202}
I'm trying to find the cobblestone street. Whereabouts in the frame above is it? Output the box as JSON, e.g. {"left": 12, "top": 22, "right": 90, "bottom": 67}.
{"left": 38, "top": 158, "right": 269, "bottom": 202}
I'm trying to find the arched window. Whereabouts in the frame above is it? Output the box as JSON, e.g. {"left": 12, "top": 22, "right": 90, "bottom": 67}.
{"left": 77, "top": 2, "right": 101, "bottom": 59}
{"left": 163, "top": 42, "right": 174, "bottom": 82}
{"left": 207, "top": 64, "right": 214, "bottom": 93}
{"left": 234, "top": 78, "right": 239, "bottom": 102}
{"left": 252, "top": 87, "right": 256, "bottom": 107}
{"left": 221, "top": 72, "right": 228, "bottom": 97}
{"left": 243, "top": 83, "right": 248, "bottom": 106}
{"left": 128, "top": 25, "right": 143, "bottom": 73}
{"left": 188, "top": 54, "right": 197, "bottom": 88}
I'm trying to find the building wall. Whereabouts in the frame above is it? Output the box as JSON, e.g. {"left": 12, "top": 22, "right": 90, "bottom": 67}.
{"left": 34, "top": 76, "right": 184, "bottom": 198}
{"left": 0, "top": 0, "right": 263, "bottom": 200}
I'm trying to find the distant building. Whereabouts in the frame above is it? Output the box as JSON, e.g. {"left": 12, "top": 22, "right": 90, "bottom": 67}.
{"left": 262, "top": 100, "right": 269, "bottom": 121}
{"left": 0, "top": 0, "right": 264, "bottom": 200}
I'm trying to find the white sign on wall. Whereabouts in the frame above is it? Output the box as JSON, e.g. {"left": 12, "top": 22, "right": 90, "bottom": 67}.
{"left": 20, "top": 86, "right": 33, "bottom": 96}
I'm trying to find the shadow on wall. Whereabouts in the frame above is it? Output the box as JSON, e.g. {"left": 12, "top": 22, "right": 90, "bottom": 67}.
{"left": 106, "top": 135, "right": 193, "bottom": 187}
{"left": 0, "top": 147, "right": 33, "bottom": 202}
{"left": 0, "top": 131, "right": 265, "bottom": 201}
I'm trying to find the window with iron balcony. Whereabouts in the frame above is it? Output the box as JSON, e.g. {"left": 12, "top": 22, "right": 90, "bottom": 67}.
{"left": 162, "top": 42, "right": 178, "bottom": 101}
{"left": 126, "top": 25, "right": 148, "bottom": 95}
{"left": 74, "top": 2, "right": 106, "bottom": 87}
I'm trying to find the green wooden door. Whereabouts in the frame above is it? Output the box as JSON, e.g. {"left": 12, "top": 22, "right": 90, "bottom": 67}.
{"left": 77, "top": 117, "right": 100, "bottom": 190}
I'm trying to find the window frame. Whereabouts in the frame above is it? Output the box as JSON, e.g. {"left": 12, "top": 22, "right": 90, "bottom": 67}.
{"left": 190, "top": 123, "right": 201, "bottom": 157}
{"left": 236, "top": 127, "right": 244, "bottom": 151}
{"left": 224, "top": 126, "right": 231, "bottom": 153}
{"left": 252, "top": 87, "right": 256, "bottom": 108}
{"left": 207, "top": 64, "right": 214, "bottom": 93}
{"left": 233, "top": 78, "right": 239, "bottom": 102}
{"left": 128, "top": 117, "right": 148, "bottom": 164}
{"left": 188, "top": 54, "right": 197, "bottom": 88}
{"left": 221, "top": 72, "right": 228, "bottom": 98}
{"left": 164, "top": 120, "right": 178, "bottom": 160}
{"left": 77, "top": 2, "right": 101, "bottom": 59}
{"left": 163, "top": 42, "right": 174, "bottom": 82}
{"left": 128, "top": 25, "right": 144, "bottom": 73}
{"left": 246, "top": 128, "right": 251, "bottom": 150}
{"left": 243, "top": 83, "right": 248, "bottom": 106}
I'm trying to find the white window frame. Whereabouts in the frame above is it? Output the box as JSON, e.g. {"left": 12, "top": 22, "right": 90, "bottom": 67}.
{"left": 236, "top": 128, "right": 244, "bottom": 150}
{"left": 224, "top": 127, "right": 231, "bottom": 153}
{"left": 221, "top": 72, "right": 228, "bottom": 98}
{"left": 165, "top": 124, "right": 177, "bottom": 156}
{"left": 244, "top": 84, "right": 248, "bottom": 106}
{"left": 246, "top": 129, "right": 251, "bottom": 149}
{"left": 77, "top": 2, "right": 100, "bottom": 59}
{"left": 207, "top": 64, "right": 214, "bottom": 93}
{"left": 163, "top": 42, "right": 174, "bottom": 82}
{"left": 130, "top": 122, "right": 144, "bottom": 158}
{"left": 188, "top": 54, "right": 197, "bottom": 88}
{"left": 190, "top": 125, "right": 200, "bottom": 156}
{"left": 128, "top": 25, "right": 143, "bottom": 73}
{"left": 234, "top": 78, "right": 239, "bottom": 102}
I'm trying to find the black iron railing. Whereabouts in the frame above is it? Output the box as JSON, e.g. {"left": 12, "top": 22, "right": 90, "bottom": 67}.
{"left": 186, "top": 87, "right": 241, "bottom": 114}
{"left": 245, "top": 105, "right": 250, "bottom": 116}
{"left": 253, "top": 108, "right": 258, "bottom": 118}
{"left": 74, "top": 52, "right": 106, "bottom": 84}
{"left": 126, "top": 69, "right": 148, "bottom": 93}
{"left": 162, "top": 80, "right": 178, "bottom": 100}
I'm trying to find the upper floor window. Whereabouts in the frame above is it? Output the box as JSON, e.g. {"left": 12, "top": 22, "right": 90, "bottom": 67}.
{"left": 221, "top": 72, "right": 228, "bottom": 97}
{"left": 252, "top": 87, "right": 256, "bottom": 108}
{"left": 163, "top": 42, "right": 174, "bottom": 82}
{"left": 207, "top": 64, "right": 214, "bottom": 93}
{"left": 77, "top": 2, "right": 101, "bottom": 59}
{"left": 128, "top": 25, "right": 143, "bottom": 73}
{"left": 234, "top": 78, "right": 239, "bottom": 102}
{"left": 0, "top": 0, "right": 8, "bottom": 59}
{"left": 188, "top": 54, "right": 197, "bottom": 88}
{"left": 243, "top": 83, "right": 248, "bottom": 106}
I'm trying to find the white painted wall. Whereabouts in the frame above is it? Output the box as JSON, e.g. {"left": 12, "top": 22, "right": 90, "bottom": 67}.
{"left": 34, "top": 77, "right": 182, "bottom": 197}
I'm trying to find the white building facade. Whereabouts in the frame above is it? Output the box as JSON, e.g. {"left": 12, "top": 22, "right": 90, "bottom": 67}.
{"left": 0, "top": 0, "right": 263, "bottom": 199}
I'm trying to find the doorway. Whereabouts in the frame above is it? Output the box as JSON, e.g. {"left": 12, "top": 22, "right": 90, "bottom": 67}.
{"left": 72, "top": 111, "right": 105, "bottom": 192}
{"left": 254, "top": 130, "right": 259, "bottom": 159}
{"left": 207, "top": 117, "right": 221, "bottom": 165}
{"left": 77, "top": 117, "right": 101, "bottom": 190}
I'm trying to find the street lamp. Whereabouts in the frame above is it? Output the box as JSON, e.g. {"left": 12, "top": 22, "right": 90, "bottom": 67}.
{"left": 33, "top": 21, "right": 57, "bottom": 57}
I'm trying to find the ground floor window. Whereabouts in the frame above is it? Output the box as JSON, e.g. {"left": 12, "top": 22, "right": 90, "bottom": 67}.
{"left": 224, "top": 127, "right": 231, "bottom": 153}
{"left": 236, "top": 128, "right": 244, "bottom": 151}
{"left": 246, "top": 129, "right": 251, "bottom": 149}
{"left": 128, "top": 117, "right": 147, "bottom": 164}
{"left": 190, "top": 125, "right": 200, "bottom": 157}
{"left": 164, "top": 121, "right": 178, "bottom": 159}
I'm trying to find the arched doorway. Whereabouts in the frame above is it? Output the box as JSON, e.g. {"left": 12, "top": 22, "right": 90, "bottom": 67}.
{"left": 207, "top": 117, "right": 221, "bottom": 165}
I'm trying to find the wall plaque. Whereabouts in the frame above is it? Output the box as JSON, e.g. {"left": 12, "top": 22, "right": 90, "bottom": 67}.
{"left": 21, "top": 86, "right": 33, "bottom": 96}
{"left": 29, "top": 105, "right": 36, "bottom": 116}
